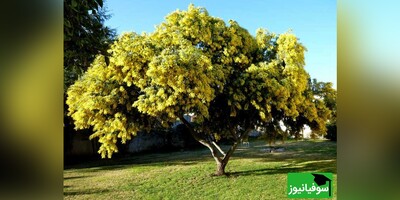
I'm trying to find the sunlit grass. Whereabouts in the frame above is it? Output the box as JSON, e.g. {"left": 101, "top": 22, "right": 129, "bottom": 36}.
{"left": 64, "top": 139, "right": 337, "bottom": 199}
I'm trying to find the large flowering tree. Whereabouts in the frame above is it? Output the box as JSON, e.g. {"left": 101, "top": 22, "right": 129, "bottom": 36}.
{"left": 67, "top": 5, "right": 331, "bottom": 175}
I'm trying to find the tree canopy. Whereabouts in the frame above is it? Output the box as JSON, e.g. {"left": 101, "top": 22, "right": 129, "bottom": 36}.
{"left": 66, "top": 4, "right": 334, "bottom": 175}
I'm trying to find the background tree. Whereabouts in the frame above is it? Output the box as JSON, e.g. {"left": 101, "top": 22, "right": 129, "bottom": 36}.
{"left": 64, "top": 0, "right": 115, "bottom": 90}
{"left": 67, "top": 5, "right": 333, "bottom": 175}
{"left": 281, "top": 78, "right": 335, "bottom": 140}
{"left": 308, "top": 79, "right": 337, "bottom": 141}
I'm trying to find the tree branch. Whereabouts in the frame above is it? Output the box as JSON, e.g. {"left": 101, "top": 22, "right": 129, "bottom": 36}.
{"left": 223, "top": 128, "right": 252, "bottom": 163}
{"left": 239, "top": 127, "right": 252, "bottom": 142}
{"left": 229, "top": 124, "right": 239, "bottom": 141}
{"left": 179, "top": 115, "right": 222, "bottom": 162}
{"left": 222, "top": 141, "right": 239, "bottom": 163}
{"left": 198, "top": 140, "right": 222, "bottom": 163}
{"left": 178, "top": 115, "right": 202, "bottom": 141}
{"left": 212, "top": 141, "right": 226, "bottom": 157}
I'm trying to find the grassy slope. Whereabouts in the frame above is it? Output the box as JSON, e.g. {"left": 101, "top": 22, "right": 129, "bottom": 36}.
{"left": 64, "top": 140, "right": 337, "bottom": 199}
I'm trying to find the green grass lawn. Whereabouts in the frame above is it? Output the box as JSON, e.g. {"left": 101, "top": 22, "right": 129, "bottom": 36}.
{"left": 64, "top": 139, "right": 337, "bottom": 199}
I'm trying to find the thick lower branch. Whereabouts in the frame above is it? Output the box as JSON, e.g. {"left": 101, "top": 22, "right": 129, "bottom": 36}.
{"left": 212, "top": 141, "right": 226, "bottom": 157}
{"left": 239, "top": 127, "right": 252, "bottom": 142}
{"left": 179, "top": 116, "right": 253, "bottom": 175}
{"left": 178, "top": 116, "right": 201, "bottom": 140}
{"left": 179, "top": 115, "right": 222, "bottom": 162}
{"left": 229, "top": 125, "right": 239, "bottom": 142}
{"left": 222, "top": 141, "right": 239, "bottom": 163}
{"left": 223, "top": 127, "right": 252, "bottom": 163}
{"left": 198, "top": 140, "right": 222, "bottom": 163}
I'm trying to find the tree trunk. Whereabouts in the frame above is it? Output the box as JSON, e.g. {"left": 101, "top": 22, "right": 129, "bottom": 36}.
{"left": 282, "top": 130, "right": 287, "bottom": 144}
{"left": 215, "top": 160, "right": 227, "bottom": 176}
{"left": 295, "top": 131, "right": 299, "bottom": 141}
{"left": 178, "top": 116, "right": 250, "bottom": 176}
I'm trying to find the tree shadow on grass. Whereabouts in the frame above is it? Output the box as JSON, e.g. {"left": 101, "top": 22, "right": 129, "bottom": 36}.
{"left": 64, "top": 175, "right": 92, "bottom": 180}
{"left": 64, "top": 140, "right": 336, "bottom": 174}
{"left": 74, "top": 160, "right": 207, "bottom": 173}
{"left": 227, "top": 159, "right": 336, "bottom": 177}
{"left": 64, "top": 189, "right": 110, "bottom": 196}
{"left": 64, "top": 148, "right": 213, "bottom": 172}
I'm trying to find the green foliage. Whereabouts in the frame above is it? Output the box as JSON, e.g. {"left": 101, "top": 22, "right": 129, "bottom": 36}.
{"left": 326, "top": 122, "right": 337, "bottom": 141}
{"left": 308, "top": 79, "right": 337, "bottom": 141}
{"left": 64, "top": 0, "right": 116, "bottom": 90}
{"left": 310, "top": 79, "right": 337, "bottom": 122}
{"left": 67, "top": 4, "right": 334, "bottom": 159}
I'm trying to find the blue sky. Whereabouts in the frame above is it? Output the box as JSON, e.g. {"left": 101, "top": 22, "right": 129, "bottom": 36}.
{"left": 104, "top": 0, "right": 336, "bottom": 88}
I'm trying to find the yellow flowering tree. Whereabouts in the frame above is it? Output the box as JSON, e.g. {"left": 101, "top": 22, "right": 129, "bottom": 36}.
{"left": 67, "top": 4, "right": 332, "bottom": 175}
